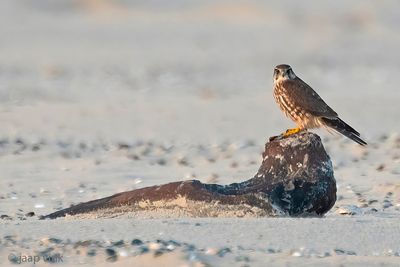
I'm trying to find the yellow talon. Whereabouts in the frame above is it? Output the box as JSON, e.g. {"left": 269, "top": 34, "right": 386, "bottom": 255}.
{"left": 269, "top": 128, "right": 304, "bottom": 142}
{"left": 282, "top": 127, "right": 302, "bottom": 137}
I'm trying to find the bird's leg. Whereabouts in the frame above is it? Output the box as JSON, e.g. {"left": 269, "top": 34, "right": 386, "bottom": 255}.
{"left": 283, "top": 127, "right": 302, "bottom": 137}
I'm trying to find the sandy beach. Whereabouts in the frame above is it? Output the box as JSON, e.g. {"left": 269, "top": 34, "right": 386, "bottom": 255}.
{"left": 0, "top": 0, "right": 400, "bottom": 266}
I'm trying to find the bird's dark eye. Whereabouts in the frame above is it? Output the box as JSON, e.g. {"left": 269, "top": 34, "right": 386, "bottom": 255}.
{"left": 274, "top": 69, "right": 279, "bottom": 76}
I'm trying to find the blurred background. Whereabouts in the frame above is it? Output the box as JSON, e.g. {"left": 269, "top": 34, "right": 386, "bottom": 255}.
{"left": 0, "top": 0, "right": 399, "bottom": 142}
{"left": 0, "top": 0, "right": 399, "bottom": 214}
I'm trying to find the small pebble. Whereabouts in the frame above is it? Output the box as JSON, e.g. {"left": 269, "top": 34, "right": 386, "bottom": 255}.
{"left": 48, "top": 237, "right": 63, "bottom": 244}
{"left": 131, "top": 239, "right": 143, "bottom": 246}
{"left": 39, "top": 237, "right": 61, "bottom": 246}
{"left": 235, "top": 255, "right": 250, "bottom": 262}
{"left": 183, "top": 244, "right": 196, "bottom": 252}
{"left": 156, "top": 158, "right": 167, "bottom": 165}
{"left": 291, "top": 251, "right": 302, "bottom": 257}
{"left": 4, "top": 235, "right": 17, "bottom": 243}
{"left": 40, "top": 188, "right": 50, "bottom": 194}
{"left": 139, "top": 246, "right": 150, "bottom": 254}
{"left": 318, "top": 252, "right": 331, "bottom": 258}
{"left": 334, "top": 249, "right": 356, "bottom": 255}
{"left": 333, "top": 249, "right": 345, "bottom": 255}
{"left": 0, "top": 214, "right": 12, "bottom": 220}
{"left": 148, "top": 242, "right": 161, "bottom": 250}
{"left": 376, "top": 164, "right": 385, "bottom": 171}
{"left": 383, "top": 202, "right": 393, "bottom": 209}
{"left": 166, "top": 244, "right": 176, "bottom": 251}
{"left": 31, "top": 144, "right": 41, "bottom": 151}
{"left": 167, "top": 240, "right": 180, "bottom": 247}
{"left": 128, "top": 154, "right": 140, "bottom": 160}
{"left": 383, "top": 249, "right": 394, "bottom": 256}
{"left": 177, "top": 157, "right": 189, "bottom": 166}
{"left": 87, "top": 249, "right": 96, "bottom": 257}
{"left": 8, "top": 254, "right": 19, "bottom": 264}
{"left": 118, "top": 249, "right": 128, "bottom": 257}
{"left": 117, "top": 143, "right": 131, "bottom": 150}
{"left": 336, "top": 205, "right": 361, "bottom": 215}
{"left": 112, "top": 240, "right": 125, "bottom": 247}
{"left": 74, "top": 240, "right": 95, "bottom": 248}
{"left": 153, "top": 250, "right": 164, "bottom": 257}
{"left": 217, "top": 248, "right": 231, "bottom": 257}
{"left": 205, "top": 248, "right": 218, "bottom": 255}
{"left": 156, "top": 239, "right": 168, "bottom": 246}
{"left": 230, "top": 161, "right": 239, "bottom": 168}
{"left": 207, "top": 157, "right": 216, "bottom": 163}
{"left": 105, "top": 248, "right": 117, "bottom": 262}
{"left": 357, "top": 197, "right": 366, "bottom": 203}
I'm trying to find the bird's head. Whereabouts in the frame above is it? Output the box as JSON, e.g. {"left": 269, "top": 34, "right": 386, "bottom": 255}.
{"left": 273, "top": 64, "right": 296, "bottom": 83}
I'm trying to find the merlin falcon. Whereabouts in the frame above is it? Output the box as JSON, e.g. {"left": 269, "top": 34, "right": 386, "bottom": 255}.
{"left": 273, "top": 64, "right": 367, "bottom": 146}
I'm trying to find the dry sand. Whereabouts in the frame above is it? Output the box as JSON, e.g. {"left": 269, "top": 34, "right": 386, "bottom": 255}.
{"left": 0, "top": 0, "right": 400, "bottom": 266}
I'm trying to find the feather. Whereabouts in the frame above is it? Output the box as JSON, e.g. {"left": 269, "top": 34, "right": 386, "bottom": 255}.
{"left": 280, "top": 78, "right": 338, "bottom": 118}
{"left": 321, "top": 117, "right": 367, "bottom": 146}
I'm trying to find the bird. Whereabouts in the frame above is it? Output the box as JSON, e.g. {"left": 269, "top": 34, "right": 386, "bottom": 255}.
{"left": 273, "top": 64, "right": 367, "bottom": 146}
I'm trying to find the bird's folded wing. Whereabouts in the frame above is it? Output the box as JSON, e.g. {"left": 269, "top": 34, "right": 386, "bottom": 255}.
{"left": 283, "top": 78, "right": 338, "bottom": 118}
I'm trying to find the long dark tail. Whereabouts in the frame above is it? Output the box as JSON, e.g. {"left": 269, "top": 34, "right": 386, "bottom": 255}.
{"left": 321, "top": 117, "right": 367, "bottom": 146}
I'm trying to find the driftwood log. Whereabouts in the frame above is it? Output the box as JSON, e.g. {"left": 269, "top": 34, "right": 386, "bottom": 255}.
{"left": 41, "top": 131, "right": 336, "bottom": 219}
